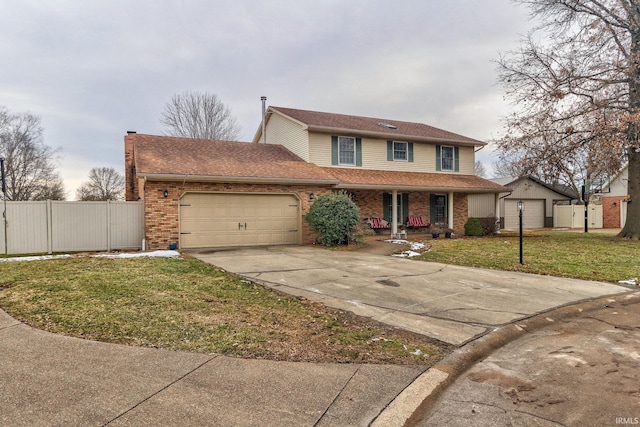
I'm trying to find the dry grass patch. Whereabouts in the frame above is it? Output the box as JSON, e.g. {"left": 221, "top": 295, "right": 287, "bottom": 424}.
{"left": 419, "top": 230, "right": 640, "bottom": 284}
{"left": 0, "top": 255, "right": 451, "bottom": 365}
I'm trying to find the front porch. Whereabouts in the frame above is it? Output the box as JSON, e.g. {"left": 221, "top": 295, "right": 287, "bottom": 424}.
{"left": 348, "top": 189, "right": 470, "bottom": 238}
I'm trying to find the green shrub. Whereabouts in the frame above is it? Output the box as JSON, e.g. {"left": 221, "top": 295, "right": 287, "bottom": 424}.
{"left": 464, "top": 217, "right": 483, "bottom": 236}
{"left": 306, "top": 191, "right": 360, "bottom": 246}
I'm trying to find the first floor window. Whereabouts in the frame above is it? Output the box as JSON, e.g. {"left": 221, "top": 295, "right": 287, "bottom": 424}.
{"left": 441, "top": 146, "right": 454, "bottom": 171}
{"left": 339, "top": 136, "right": 355, "bottom": 165}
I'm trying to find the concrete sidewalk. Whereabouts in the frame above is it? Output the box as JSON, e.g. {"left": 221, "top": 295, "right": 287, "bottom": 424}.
{"left": 0, "top": 309, "right": 424, "bottom": 426}
{"left": 192, "top": 246, "right": 628, "bottom": 346}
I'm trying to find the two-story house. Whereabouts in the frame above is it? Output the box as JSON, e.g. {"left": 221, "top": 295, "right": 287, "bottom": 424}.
{"left": 125, "top": 106, "right": 507, "bottom": 250}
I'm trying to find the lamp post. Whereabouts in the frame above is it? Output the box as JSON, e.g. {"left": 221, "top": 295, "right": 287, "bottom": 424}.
{"left": 517, "top": 200, "right": 524, "bottom": 265}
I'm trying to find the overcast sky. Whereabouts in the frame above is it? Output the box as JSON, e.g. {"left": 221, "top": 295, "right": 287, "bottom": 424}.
{"left": 1, "top": 0, "right": 534, "bottom": 199}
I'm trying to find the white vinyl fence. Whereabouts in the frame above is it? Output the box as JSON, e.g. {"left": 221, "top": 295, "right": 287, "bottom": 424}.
{"left": 553, "top": 204, "right": 603, "bottom": 229}
{"left": 0, "top": 201, "right": 144, "bottom": 255}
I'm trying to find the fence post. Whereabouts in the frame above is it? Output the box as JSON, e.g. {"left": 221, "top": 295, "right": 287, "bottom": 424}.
{"left": 107, "top": 201, "right": 112, "bottom": 252}
{"left": 47, "top": 199, "right": 53, "bottom": 254}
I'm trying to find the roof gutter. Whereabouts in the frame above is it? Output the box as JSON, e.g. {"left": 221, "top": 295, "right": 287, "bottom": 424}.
{"left": 307, "top": 125, "right": 485, "bottom": 147}
{"left": 137, "top": 173, "right": 339, "bottom": 186}
{"left": 334, "top": 183, "right": 508, "bottom": 193}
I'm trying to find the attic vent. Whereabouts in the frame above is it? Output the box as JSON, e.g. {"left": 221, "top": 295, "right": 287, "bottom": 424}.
{"left": 378, "top": 122, "right": 397, "bottom": 129}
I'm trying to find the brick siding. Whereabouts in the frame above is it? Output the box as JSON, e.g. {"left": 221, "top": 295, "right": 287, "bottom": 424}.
{"left": 348, "top": 190, "right": 468, "bottom": 235}
{"left": 602, "top": 195, "right": 626, "bottom": 228}
{"left": 142, "top": 183, "right": 471, "bottom": 249}
{"left": 142, "top": 180, "right": 333, "bottom": 249}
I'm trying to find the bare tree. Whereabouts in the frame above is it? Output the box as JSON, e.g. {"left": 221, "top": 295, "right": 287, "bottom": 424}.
{"left": 474, "top": 160, "right": 488, "bottom": 178}
{"left": 496, "top": 0, "right": 640, "bottom": 239}
{"left": 491, "top": 160, "right": 518, "bottom": 179}
{"left": 76, "top": 167, "right": 124, "bottom": 201}
{"left": 160, "top": 91, "right": 242, "bottom": 141}
{"left": 0, "top": 106, "right": 65, "bottom": 201}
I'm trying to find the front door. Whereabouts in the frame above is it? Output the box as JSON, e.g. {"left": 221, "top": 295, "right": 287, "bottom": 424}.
{"left": 430, "top": 194, "right": 447, "bottom": 225}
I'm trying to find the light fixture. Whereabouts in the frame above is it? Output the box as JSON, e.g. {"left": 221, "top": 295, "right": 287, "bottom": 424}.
{"left": 517, "top": 200, "right": 524, "bottom": 212}
{"left": 309, "top": 192, "right": 315, "bottom": 201}
{"left": 163, "top": 189, "right": 169, "bottom": 198}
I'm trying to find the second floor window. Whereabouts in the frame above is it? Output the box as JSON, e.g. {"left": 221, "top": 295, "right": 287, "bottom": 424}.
{"left": 441, "top": 146, "right": 454, "bottom": 171}
{"left": 339, "top": 136, "right": 355, "bottom": 165}
{"left": 393, "top": 141, "right": 408, "bottom": 161}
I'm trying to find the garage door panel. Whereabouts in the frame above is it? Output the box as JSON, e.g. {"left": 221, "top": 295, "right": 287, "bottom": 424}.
{"left": 504, "top": 199, "right": 545, "bottom": 229}
{"left": 180, "top": 193, "right": 301, "bottom": 248}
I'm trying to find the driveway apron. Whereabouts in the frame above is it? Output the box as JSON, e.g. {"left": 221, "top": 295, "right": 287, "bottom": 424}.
{"left": 191, "top": 246, "right": 627, "bottom": 346}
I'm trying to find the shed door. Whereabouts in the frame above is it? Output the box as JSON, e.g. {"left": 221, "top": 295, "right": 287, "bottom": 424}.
{"left": 179, "top": 193, "right": 300, "bottom": 248}
{"left": 504, "top": 199, "right": 545, "bottom": 229}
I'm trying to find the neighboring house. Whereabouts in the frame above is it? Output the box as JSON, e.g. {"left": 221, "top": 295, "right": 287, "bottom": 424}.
{"left": 469, "top": 176, "right": 578, "bottom": 229}
{"left": 126, "top": 106, "right": 508, "bottom": 250}
{"left": 602, "top": 164, "right": 629, "bottom": 228}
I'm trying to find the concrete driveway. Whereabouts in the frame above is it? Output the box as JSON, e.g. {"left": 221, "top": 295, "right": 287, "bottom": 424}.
{"left": 192, "top": 246, "right": 627, "bottom": 346}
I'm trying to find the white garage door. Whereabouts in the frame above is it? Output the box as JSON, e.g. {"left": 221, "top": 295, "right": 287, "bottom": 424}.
{"left": 504, "top": 199, "right": 545, "bottom": 229}
{"left": 179, "top": 193, "right": 300, "bottom": 248}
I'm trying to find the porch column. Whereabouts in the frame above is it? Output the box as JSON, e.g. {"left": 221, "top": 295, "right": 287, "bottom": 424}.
{"left": 448, "top": 192, "right": 454, "bottom": 229}
{"left": 391, "top": 189, "right": 398, "bottom": 236}
{"left": 494, "top": 193, "right": 501, "bottom": 233}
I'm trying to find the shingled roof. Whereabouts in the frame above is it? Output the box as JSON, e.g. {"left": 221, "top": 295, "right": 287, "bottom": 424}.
{"left": 259, "top": 106, "right": 485, "bottom": 147}
{"left": 128, "top": 134, "right": 507, "bottom": 193}
{"left": 326, "top": 168, "right": 508, "bottom": 193}
{"left": 129, "top": 134, "right": 337, "bottom": 184}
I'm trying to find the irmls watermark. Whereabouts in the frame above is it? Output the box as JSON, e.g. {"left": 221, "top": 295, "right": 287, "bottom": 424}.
{"left": 616, "top": 417, "right": 639, "bottom": 425}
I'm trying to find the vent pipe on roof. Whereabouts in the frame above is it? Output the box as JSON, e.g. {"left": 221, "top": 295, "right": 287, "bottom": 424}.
{"left": 261, "top": 96, "right": 267, "bottom": 144}
{"left": 127, "top": 131, "right": 137, "bottom": 134}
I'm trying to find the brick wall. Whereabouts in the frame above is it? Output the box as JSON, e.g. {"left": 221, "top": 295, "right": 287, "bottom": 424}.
{"left": 142, "top": 180, "right": 332, "bottom": 249}
{"left": 453, "top": 193, "right": 469, "bottom": 234}
{"left": 345, "top": 190, "right": 467, "bottom": 235}
{"left": 350, "top": 190, "right": 384, "bottom": 218}
{"left": 602, "top": 196, "right": 626, "bottom": 228}
{"left": 142, "top": 180, "right": 476, "bottom": 249}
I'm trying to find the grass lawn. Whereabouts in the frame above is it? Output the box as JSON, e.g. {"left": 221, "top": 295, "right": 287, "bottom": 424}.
{"left": 419, "top": 230, "right": 640, "bottom": 284}
{"left": 0, "top": 255, "right": 450, "bottom": 365}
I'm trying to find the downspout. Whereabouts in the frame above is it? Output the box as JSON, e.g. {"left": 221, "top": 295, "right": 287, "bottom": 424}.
{"left": 496, "top": 191, "right": 513, "bottom": 233}
{"left": 142, "top": 176, "right": 147, "bottom": 251}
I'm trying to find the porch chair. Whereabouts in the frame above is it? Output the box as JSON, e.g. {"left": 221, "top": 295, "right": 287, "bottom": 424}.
{"left": 406, "top": 216, "right": 431, "bottom": 230}
{"left": 366, "top": 217, "right": 391, "bottom": 232}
